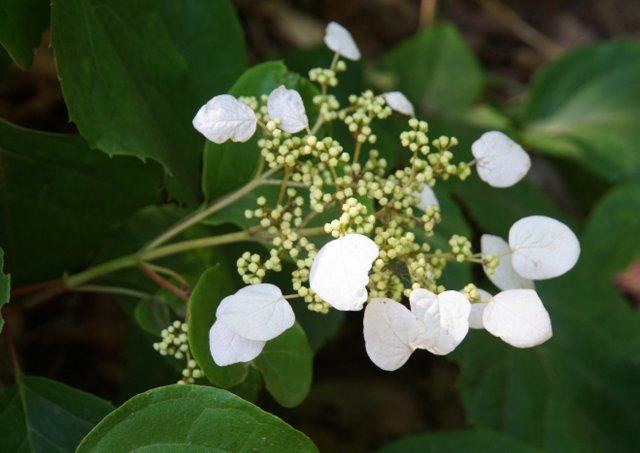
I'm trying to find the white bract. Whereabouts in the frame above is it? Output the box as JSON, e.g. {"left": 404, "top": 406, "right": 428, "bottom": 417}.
{"left": 481, "top": 234, "right": 534, "bottom": 290}
{"left": 383, "top": 91, "right": 415, "bottom": 117}
{"left": 509, "top": 216, "right": 580, "bottom": 280}
{"left": 363, "top": 298, "right": 434, "bottom": 371}
{"left": 209, "top": 284, "right": 294, "bottom": 366}
{"left": 267, "top": 85, "right": 309, "bottom": 134}
{"left": 309, "top": 233, "right": 379, "bottom": 311}
{"left": 324, "top": 22, "right": 361, "bottom": 61}
{"left": 193, "top": 94, "right": 257, "bottom": 144}
{"left": 471, "top": 131, "right": 531, "bottom": 188}
{"left": 409, "top": 289, "right": 471, "bottom": 355}
{"left": 414, "top": 184, "right": 440, "bottom": 211}
{"left": 483, "top": 289, "right": 552, "bottom": 348}
{"left": 467, "top": 288, "right": 492, "bottom": 329}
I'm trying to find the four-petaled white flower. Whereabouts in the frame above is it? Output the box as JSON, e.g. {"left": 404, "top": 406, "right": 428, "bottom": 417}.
{"left": 414, "top": 184, "right": 440, "bottom": 211}
{"left": 471, "top": 131, "right": 531, "bottom": 188}
{"left": 482, "top": 289, "right": 552, "bottom": 348}
{"left": 383, "top": 91, "right": 415, "bottom": 117}
{"left": 209, "top": 284, "right": 294, "bottom": 366}
{"left": 193, "top": 94, "right": 257, "bottom": 144}
{"left": 267, "top": 85, "right": 309, "bottom": 133}
{"left": 309, "top": 233, "right": 379, "bottom": 311}
{"left": 324, "top": 22, "right": 361, "bottom": 61}
{"left": 409, "top": 289, "right": 471, "bottom": 355}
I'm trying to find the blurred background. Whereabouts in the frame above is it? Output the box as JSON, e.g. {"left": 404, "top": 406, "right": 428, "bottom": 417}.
{"left": 2, "top": 1, "right": 639, "bottom": 451}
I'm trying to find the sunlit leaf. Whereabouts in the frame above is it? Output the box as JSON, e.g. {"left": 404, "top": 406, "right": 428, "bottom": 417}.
{"left": 51, "top": 0, "right": 247, "bottom": 203}
{"left": 524, "top": 42, "right": 640, "bottom": 181}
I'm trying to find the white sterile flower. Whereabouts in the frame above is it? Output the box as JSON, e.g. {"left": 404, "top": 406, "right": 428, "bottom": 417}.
{"left": 209, "top": 284, "right": 294, "bottom": 366}
{"left": 509, "top": 215, "right": 580, "bottom": 280}
{"left": 409, "top": 289, "right": 471, "bottom": 355}
{"left": 467, "top": 288, "right": 492, "bottom": 330}
{"left": 309, "top": 233, "right": 379, "bottom": 311}
{"left": 193, "top": 94, "right": 257, "bottom": 144}
{"left": 267, "top": 85, "right": 309, "bottom": 134}
{"left": 414, "top": 184, "right": 440, "bottom": 211}
{"left": 209, "top": 322, "right": 265, "bottom": 367}
{"left": 324, "top": 22, "right": 361, "bottom": 61}
{"left": 383, "top": 91, "right": 415, "bottom": 117}
{"left": 481, "top": 234, "right": 534, "bottom": 290}
{"left": 363, "top": 298, "right": 435, "bottom": 371}
{"left": 483, "top": 289, "right": 552, "bottom": 348}
{"left": 471, "top": 131, "right": 531, "bottom": 188}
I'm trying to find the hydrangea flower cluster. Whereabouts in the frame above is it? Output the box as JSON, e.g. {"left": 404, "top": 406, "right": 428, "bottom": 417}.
{"left": 191, "top": 22, "right": 580, "bottom": 371}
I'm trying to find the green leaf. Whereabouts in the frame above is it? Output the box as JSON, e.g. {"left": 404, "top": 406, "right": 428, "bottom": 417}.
{"left": 188, "top": 266, "right": 248, "bottom": 388}
{"left": 0, "top": 0, "right": 49, "bottom": 69}
{"left": 77, "top": 384, "right": 317, "bottom": 452}
{"left": 582, "top": 180, "right": 640, "bottom": 275}
{"left": 254, "top": 323, "right": 313, "bottom": 408}
{"left": 292, "top": 302, "right": 344, "bottom": 351}
{"left": 0, "top": 375, "right": 113, "bottom": 452}
{"left": 203, "top": 61, "right": 319, "bottom": 201}
{"left": 0, "top": 247, "right": 11, "bottom": 333}
{"left": 51, "top": 0, "right": 247, "bottom": 203}
{"left": 0, "top": 119, "right": 161, "bottom": 286}
{"left": 378, "top": 429, "right": 541, "bottom": 453}
{"left": 523, "top": 41, "right": 640, "bottom": 181}
{"left": 379, "top": 23, "right": 484, "bottom": 114}
{"left": 0, "top": 46, "right": 12, "bottom": 77}
{"left": 453, "top": 256, "right": 640, "bottom": 451}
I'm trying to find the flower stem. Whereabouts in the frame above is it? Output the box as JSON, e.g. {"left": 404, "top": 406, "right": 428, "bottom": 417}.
{"left": 140, "top": 166, "right": 280, "bottom": 252}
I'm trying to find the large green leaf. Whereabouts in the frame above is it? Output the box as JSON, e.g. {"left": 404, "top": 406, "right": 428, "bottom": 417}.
{"left": 450, "top": 177, "right": 640, "bottom": 450}
{"left": 0, "top": 0, "right": 49, "bottom": 69}
{"left": 582, "top": 180, "right": 640, "bottom": 275}
{"left": 0, "top": 119, "right": 161, "bottom": 286}
{"left": 0, "top": 247, "right": 10, "bottom": 333}
{"left": 51, "top": 0, "right": 247, "bottom": 203}
{"left": 77, "top": 385, "right": 317, "bottom": 452}
{"left": 254, "top": 322, "right": 313, "bottom": 408}
{"left": 202, "top": 61, "right": 318, "bottom": 201}
{"left": 523, "top": 42, "right": 640, "bottom": 181}
{"left": 379, "top": 23, "right": 483, "bottom": 114}
{"left": 378, "top": 429, "right": 540, "bottom": 453}
{"left": 188, "top": 266, "right": 248, "bottom": 388}
{"left": 0, "top": 375, "right": 113, "bottom": 452}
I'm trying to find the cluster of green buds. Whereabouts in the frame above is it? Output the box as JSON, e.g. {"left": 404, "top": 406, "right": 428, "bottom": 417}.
{"left": 184, "top": 21, "right": 580, "bottom": 372}
{"left": 153, "top": 321, "right": 203, "bottom": 384}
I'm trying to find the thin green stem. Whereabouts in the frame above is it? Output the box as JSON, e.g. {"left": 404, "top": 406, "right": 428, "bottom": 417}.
{"left": 73, "top": 285, "right": 159, "bottom": 301}
{"left": 140, "top": 166, "right": 280, "bottom": 252}
{"left": 66, "top": 230, "right": 254, "bottom": 289}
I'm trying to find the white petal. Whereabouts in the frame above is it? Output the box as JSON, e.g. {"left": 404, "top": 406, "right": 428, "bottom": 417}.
{"left": 471, "top": 131, "right": 531, "bottom": 188}
{"left": 383, "top": 91, "right": 415, "bottom": 116}
{"left": 309, "top": 234, "right": 379, "bottom": 311}
{"left": 267, "top": 85, "right": 309, "bottom": 134}
{"left": 193, "top": 94, "right": 257, "bottom": 144}
{"left": 481, "top": 234, "right": 535, "bottom": 290}
{"left": 363, "top": 298, "right": 434, "bottom": 371}
{"left": 216, "top": 284, "right": 294, "bottom": 341}
{"left": 509, "top": 216, "right": 580, "bottom": 280}
{"left": 483, "top": 289, "right": 552, "bottom": 348}
{"left": 469, "top": 303, "right": 488, "bottom": 329}
{"left": 209, "top": 320, "right": 265, "bottom": 366}
{"left": 414, "top": 184, "right": 440, "bottom": 211}
{"left": 324, "top": 22, "right": 361, "bottom": 61}
{"left": 409, "top": 289, "right": 471, "bottom": 355}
